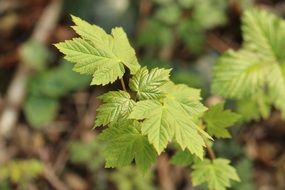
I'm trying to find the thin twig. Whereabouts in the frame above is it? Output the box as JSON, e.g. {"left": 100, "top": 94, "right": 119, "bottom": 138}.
{"left": 206, "top": 33, "right": 239, "bottom": 54}
{"left": 202, "top": 135, "right": 216, "bottom": 160}
{"left": 120, "top": 78, "right": 127, "bottom": 91}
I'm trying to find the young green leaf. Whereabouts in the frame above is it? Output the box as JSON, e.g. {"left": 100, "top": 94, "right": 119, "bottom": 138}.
{"left": 99, "top": 120, "right": 157, "bottom": 173}
{"left": 212, "top": 50, "right": 269, "bottom": 99}
{"left": 95, "top": 91, "right": 136, "bottom": 127}
{"left": 242, "top": 9, "right": 285, "bottom": 63}
{"left": 55, "top": 16, "right": 140, "bottom": 86}
{"left": 129, "top": 83, "right": 208, "bottom": 158}
{"left": 192, "top": 158, "right": 240, "bottom": 190}
{"left": 212, "top": 9, "right": 285, "bottom": 118}
{"left": 236, "top": 91, "right": 271, "bottom": 122}
{"left": 203, "top": 103, "right": 240, "bottom": 138}
{"left": 164, "top": 83, "right": 207, "bottom": 117}
{"left": 242, "top": 9, "right": 285, "bottom": 115}
{"left": 129, "top": 67, "right": 171, "bottom": 100}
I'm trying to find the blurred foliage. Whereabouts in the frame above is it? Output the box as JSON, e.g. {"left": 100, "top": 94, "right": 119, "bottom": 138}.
{"left": 232, "top": 0, "right": 253, "bottom": 10}
{"left": 212, "top": 9, "right": 285, "bottom": 121}
{"left": 110, "top": 166, "right": 155, "bottom": 190}
{"left": 69, "top": 138, "right": 104, "bottom": 171}
{"left": 0, "top": 181, "right": 10, "bottom": 190}
{"left": 232, "top": 158, "right": 255, "bottom": 190}
{"left": 19, "top": 40, "right": 50, "bottom": 71}
{"left": 138, "top": 0, "right": 228, "bottom": 54}
{"left": 236, "top": 94, "right": 271, "bottom": 122}
{"left": 0, "top": 159, "right": 43, "bottom": 188}
{"left": 24, "top": 60, "right": 90, "bottom": 128}
{"left": 170, "top": 150, "right": 195, "bottom": 166}
{"left": 64, "top": 0, "right": 137, "bottom": 34}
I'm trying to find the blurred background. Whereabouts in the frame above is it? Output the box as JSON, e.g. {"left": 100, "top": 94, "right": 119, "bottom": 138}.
{"left": 0, "top": 0, "right": 285, "bottom": 189}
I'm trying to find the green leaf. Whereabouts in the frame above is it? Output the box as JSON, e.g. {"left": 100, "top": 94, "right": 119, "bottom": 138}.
{"left": 99, "top": 120, "right": 157, "bottom": 173}
{"left": 95, "top": 91, "right": 136, "bottom": 127}
{"left": 170, "top": 150, "right": 194, "bottom": 166}
{"left": 242, "top": 9, "right": 285, "bottom": 63}
{"left": 129, "top": 83, "right": 208, "bottom": 158}
{"left": 212, "top": 50, "right": 269, "bottom": 99}
{"left": 24, "top": 96, "right": 59, "bottom": 129}
{"left": 68, "top": 139, "right": 104, "bottom": 170}
{"left": 203, "top": 103, "right": 240, "bottom": 138}
{"left": 164, "top": 83, "right": 207, "bottom": 117}
{"left": 55, "top": 16, "right": 140, "bottom": 85}
{"left": 129, "top": 100, "right": 173, "bottom": 154}
{"left": 212, "top": 9, "right": 285, "bottom": 117}
{"left": 242, "top": 9, "right": 285, "bottom": 115}
{"left": 192, "top": 158, "right": 240, "bottom": 190}
{"left": 236, "top": 92, "right": 271, "bottom": 122}
{"left": 267, "top": 64, "right": 285, "bottom": 117}
{"left": 129, "top": 67, "right": 171, "bottom": 100}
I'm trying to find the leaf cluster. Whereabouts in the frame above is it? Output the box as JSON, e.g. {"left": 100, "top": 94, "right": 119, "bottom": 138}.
{"left": 55, "top": 16, "right": 240, "bottom": 190}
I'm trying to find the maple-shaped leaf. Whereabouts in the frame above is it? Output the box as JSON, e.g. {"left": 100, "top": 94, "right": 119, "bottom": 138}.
{"left": 192, "top": 158, "right": 240, "bottom": 190}
{"left": 163, "top": 83, "right": 208, "bottom": 117}
{"left": 99, "top": 120, "right": 157, "bottom": 173}
{"left": 242, "top": 9, "right": 285, "bottom": 63}
{"left": 129, "top": 83, "right": 208, "bottom": 158}
{"left": 95, "top": 91, "right": 135, "bottom": 127}
{"left": 203, "top": 103, "right": 240, "bottom": 138}
{"left": 212, "top": 50, "right": 269, "bottom": 99}
{"left": 212, "top": 9, "right": 285, "bottom": 118}
{"left": 129, "top": 67, "right": 171, "bottom": 100}
{"left": 55, "top": 16, "right": 140, "bottom": 86}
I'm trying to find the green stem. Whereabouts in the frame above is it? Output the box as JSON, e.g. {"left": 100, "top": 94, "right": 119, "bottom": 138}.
{"left": 202, "top": 134, "right": 216, "bottom": 160}
{"left": 120, "top": 78, "right": 127, "bottom": 91}
{"left": 199, "top": 125, "right": 216, "bottom": 160}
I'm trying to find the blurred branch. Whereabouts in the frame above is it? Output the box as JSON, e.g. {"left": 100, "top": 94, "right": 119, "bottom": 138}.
{"left": 44, "top": 165, "right": 69, "bottom": 190}
{"left": 202, "top": 135, "right": 216, "bottom": 160}
{"left": 0, "top": 0, "right": 63, "bottom": 137}
{"left": 0, "top": 95, "right": 3, "bottom": 112}
{"left": 157, "top": 154, "right": 175, "bottom": 190}
{"left": 207, "top": 33, "right": 239, "bottom": 54}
